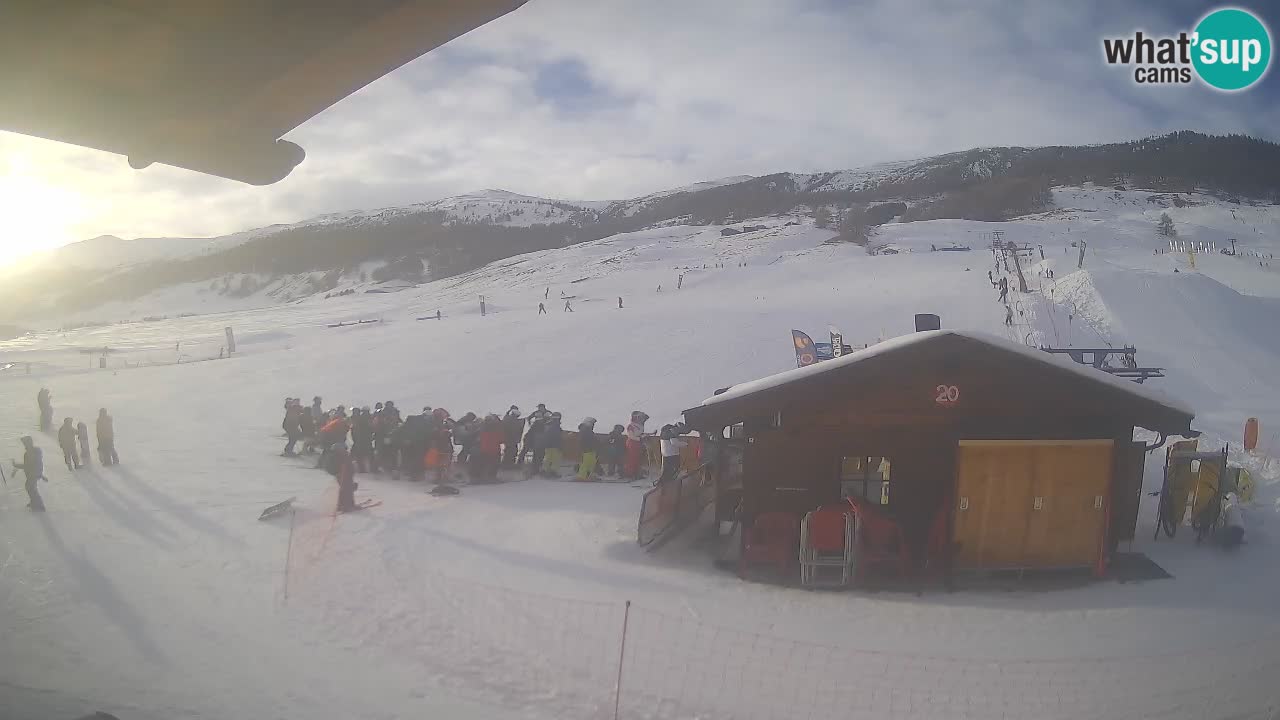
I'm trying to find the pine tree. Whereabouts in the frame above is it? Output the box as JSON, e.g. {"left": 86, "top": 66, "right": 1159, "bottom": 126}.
{"left": 1157, "top": 212, "right": 1176, "bottom": 237}
{"left": 814, "top": 206, "right": 832, "bottom": 229}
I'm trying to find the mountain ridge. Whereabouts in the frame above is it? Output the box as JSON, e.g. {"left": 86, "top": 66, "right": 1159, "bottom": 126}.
{"left": 4, "top": 130, "right": 1278, "bottom": 324}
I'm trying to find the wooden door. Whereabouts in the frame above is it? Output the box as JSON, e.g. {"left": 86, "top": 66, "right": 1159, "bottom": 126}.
{"left": 954, "top": 440, "right": 1113, "bottom": 570}
{"left": 1022, "top": 442, "right": 1112, "bottom": 568}
{"left": 953, "top": 443, "right": 1035, "bottom": 568}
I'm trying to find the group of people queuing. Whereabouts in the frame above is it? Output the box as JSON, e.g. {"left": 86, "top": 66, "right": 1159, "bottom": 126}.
{"left": 14, "top": 388, "right": 120, "bottom": 512}
{"left": 282, "top": 397, "right": 690, "bottom": 512}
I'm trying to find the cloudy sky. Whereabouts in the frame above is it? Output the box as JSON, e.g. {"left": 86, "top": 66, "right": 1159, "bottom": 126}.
{"left": 1, "top": 0, "right": 1277, "bottom": 264}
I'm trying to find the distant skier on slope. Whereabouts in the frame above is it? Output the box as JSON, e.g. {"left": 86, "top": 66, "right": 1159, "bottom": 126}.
{"left": 58, "top": 418, "right": 81, "bottom": 470}
{"left": 563, "top": 299, "right": 573, "bottom": 312}
{"left": 13, "top": 436, "right": 48, "bottom": 511}
{"left": 1005, "top": 305, "right": 1014, "bottom": 327}
{"left": 538, "top": 302, "right": 547, "bottom": 315}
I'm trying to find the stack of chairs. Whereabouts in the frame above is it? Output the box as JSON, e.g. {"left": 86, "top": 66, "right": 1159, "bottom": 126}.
{"left": 799, "top": 505, "right": 856, "bottom": 587}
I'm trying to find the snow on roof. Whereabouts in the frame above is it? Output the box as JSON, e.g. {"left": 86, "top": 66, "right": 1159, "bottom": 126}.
{"left": 697, "top": 329, "right": 1194, "bottom": 416}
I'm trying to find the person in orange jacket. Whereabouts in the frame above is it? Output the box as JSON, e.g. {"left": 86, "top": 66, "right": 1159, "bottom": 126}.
{"left": 473, "top": 414, "right": 504, "bottom": 483}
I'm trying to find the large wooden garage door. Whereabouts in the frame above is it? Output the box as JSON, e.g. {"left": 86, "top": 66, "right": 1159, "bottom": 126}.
{"left": 954, "top": 440, "right": 1112, "bottom": 570}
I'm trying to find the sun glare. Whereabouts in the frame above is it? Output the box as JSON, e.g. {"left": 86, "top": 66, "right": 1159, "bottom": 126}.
{"left": 0, "top": 155, "right": 89, "bottom": 267}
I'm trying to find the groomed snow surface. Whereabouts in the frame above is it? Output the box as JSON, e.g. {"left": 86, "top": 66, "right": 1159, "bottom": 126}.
{"left": 2, "top": 186, "right": 1280, "bottom": 719}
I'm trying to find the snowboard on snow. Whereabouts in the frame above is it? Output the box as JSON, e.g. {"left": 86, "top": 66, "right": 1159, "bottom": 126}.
{"left": 258, "top": 497, "right": 297, "bottom": 521}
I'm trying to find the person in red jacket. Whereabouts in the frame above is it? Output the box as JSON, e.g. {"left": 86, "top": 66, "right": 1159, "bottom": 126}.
{"left": 472, "top": 414, "right": 504, "bottom": 483}
{"left": 332, "top": 441, "right": 357, "bottom": 513}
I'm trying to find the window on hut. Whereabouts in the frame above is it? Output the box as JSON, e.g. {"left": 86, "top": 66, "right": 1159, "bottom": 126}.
{"left": 840, "top": 455, "right": 892, "bottom": 506}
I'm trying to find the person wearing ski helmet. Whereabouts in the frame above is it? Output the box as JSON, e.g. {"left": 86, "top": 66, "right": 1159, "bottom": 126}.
{"left": 576, "top": 417, "right": 599, "bottom": 481}
{"left": 658, "top": 424, "right": 687, "bottom": 486}
{"left": 540, "top": 412, "right": 564, "bottom": 477}
{"left": 604, "top": 424, "right": 626, "bottom": 476}
{"left": 502, "top": 406, "right": 523, "bottom": 466}
{"left": 624, "top": 411, "right": 649, "bottom": 480}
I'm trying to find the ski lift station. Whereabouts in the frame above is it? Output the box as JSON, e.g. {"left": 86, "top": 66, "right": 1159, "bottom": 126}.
{"left": 679, "top": 320, "right": 1197, "bottom": 587}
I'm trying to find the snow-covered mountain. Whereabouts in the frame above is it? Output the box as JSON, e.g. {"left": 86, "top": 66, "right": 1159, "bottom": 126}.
{"left": 3, "top": 131, "right": 1279, "bottom": 328}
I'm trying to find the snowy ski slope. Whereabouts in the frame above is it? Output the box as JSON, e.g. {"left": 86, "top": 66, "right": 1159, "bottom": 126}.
{"left": 1, "top": 185, "right": 1278, "bottom": 719}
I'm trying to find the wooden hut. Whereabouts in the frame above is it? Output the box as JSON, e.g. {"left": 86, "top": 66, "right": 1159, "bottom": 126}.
{"left": 682, "top": 329, "right": 1195, "bottom": 577}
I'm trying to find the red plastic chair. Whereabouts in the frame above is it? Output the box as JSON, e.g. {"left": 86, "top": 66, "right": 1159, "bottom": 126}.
{"left": 844, "top": 497, "right": 910, "bottom": 582}
{"left": 740, "top": 512, "right": 800, "bottom": 580}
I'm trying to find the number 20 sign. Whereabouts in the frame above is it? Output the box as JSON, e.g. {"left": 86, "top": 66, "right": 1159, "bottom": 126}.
{"left": 935, "top": 384, "right": 960, "bottom": 406}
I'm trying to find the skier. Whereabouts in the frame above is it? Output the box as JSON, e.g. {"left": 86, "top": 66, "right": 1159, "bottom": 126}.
{"left": 658, "top": 424, "right": 687, "bottom": 485}
{"left": 501, "top": 406, "right": 523, "bottom": 466}
{"left": 519, "top": 404, "right": 551, "bottom": 467}
{"left": 12, "top": 436, "right": 48, "bottom": 511}
{"left": 618, "top": 296, "right": 623, "bottom": 309}
{"left": 987, "top": 269, "right": 994, "bottom": 286}
{"left": 425, "top": 408, "right": 454, "bottom": 484}
{"left": 540, "top": 413, "right": 564, "bottom": 477}
{"left": 677, "top": 275, "right": 683, "bottom": 290}
{"left": 998, "top": 278, "right": 1009, "bottom": 304}
{"left": 58, "top": 418, "right": 81, "bottom": 470}
{"left": 538, "top": 302, "right": 547, "bottom": 315}
{"left": 563, "top": 299, "right": 573, "bottom": 312}
{"left": 603, "top": 424, "right": 626, "bottom": 476}
{"left": 282, "top": 399, "right": 302, "bottom": 456}
{"left": 96, "top": 409, "right": 119, "bottom": 465}
{"left": 350, "top": 407, "right": 374, "bottom": 473}
{"left": 310, "top": 396, "right": 324, "bottom": 427}
{"left": 76, "top": 421, "right": 92, "bottom": 467}
{"left": 576, "top": 417, "right": 598, "bottom": 481}
{"left": 1005, "top": 305, "right": 1014, "bottom": 327}
{"left": 545, "top": 287, "right": 550, "bottom": 299}
{"left": 453, "top": 412, "right": 479, "bottom": 464}
{"left": 316, "top": 407, "right": 350, "bottom": 471}
{"left": 436, "top": 309, "right": 442, "bottom": 320}
{"left": 394, "top": 413, "right": 426, "bottom": 481}
{"left": 299, "top": 406, "right": 317, "bottom": 453}
{"left": 624, "top": 411, "right": 649, "bottom": 480}
{"left": 332, "top": 442, "right": 357, "bottom": 513}
{"left": 376, "top": 403, "right": 402, "bottom": 473}
{"left": 473, "top": 414, "right": 504, "bottom": 483}
{"left": 37, "top": 388, "right": 52, "bottom": 432}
